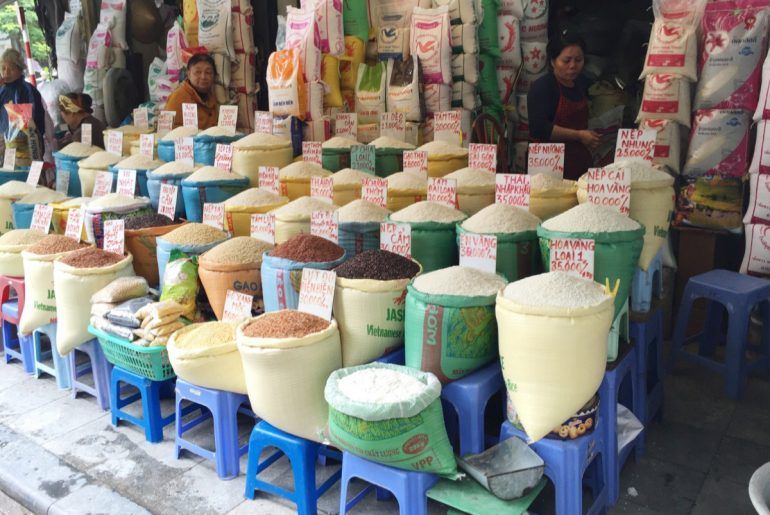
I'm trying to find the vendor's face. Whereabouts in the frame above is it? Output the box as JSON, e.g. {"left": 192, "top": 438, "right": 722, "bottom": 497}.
{"left": 188, "top": 62, "right": 215, "bottom": 94}
{"left": 60, "top": 110, "right": 77, "bottom": 127}
{"left": 1, "top": 62, "right": 22, "bottom": 83}
{"left": 551, "top": 45, "right": 584, "bottom": 84}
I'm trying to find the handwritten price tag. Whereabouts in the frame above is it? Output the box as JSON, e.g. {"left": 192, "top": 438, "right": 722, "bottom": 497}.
{"left": 250, "top": 213, "right": 275, "bottom": 244}
{"left": 427, "top": 177, "right": 458, "bottom": 209}
{"left": 3, "top": 148, "right": 15, "bottom": 169}
{"left": 549, "top": 238, "right": 595, "bottom": 280}
{"left": 335, "top": 113, "right": 358, "bottom": 140}
{"left": 106, "top": 131, "right": 124, "bottom": 156}
{"left": 311, "top": 210, "right": 338, "bottom": 243}
{"left": 214, "top": 144, "right": 233, "bottom": 171}
{"left": 222, "top": 289, "right": 253, "bottom": 323}
{"left": 157, "top": 111, "right": 175, "bottom": 136}
{"left": 255, "top": 111, "right": 273, "bottom": 134}
{"left": 30, "top": 204, "right": 53, "bottom": 234}
{"left": 459, "top": 233, "right": 497, "bottom": 274}
{"left": 202, "top": 203, "right": 224, "bottom": 230}
{"left": 380, "top": 112, "right": 406, "bottom": 140}
{"left": 468, "top": 143, "right": 497, "bottom": 173}
{"left": 27, "top": 161, "right": 43, "bottom": 186}
{"left": 134, "top": 108, "right": 149, "bottom": 129}
{"left": 362, "top": 177, "right": 388, "bottom": 208}
{"left": 93, "top": 171, "right": 113, "bottom": 198}
{"left": 183, "top": 103, "right": 198, "bottom": 128}
{"left": 495, "top": 174, "right": 531, "bottom": 208}
{"left": 615, "top": 129, "right": 656, "bottom": 163}
{"left": 310, "top": 176, "right": 334, "bottom": 204}
{"left": 380, "top": 222, "right": 411, "bottom": 258}
{"left": 56, "top": 170, "right": 70, "bottom": 194}
{"left": 103, "top": 219, "right": 125, "bottom": 255}
{"left": 403, "top": 150, "right": 428, "bottom": 178}
{"left": 585, "top": 167, "right": 631, "bottom": 215}
{"left": 297, "top": 268, "right": 336, "bottom": 321}
{"left": 258, "top": 166, "right": 280, "bottom": 195}
{"left": 158, "top": 183, "right": 178, "bottom": 220}
{"left": 351, "top": 144, "right": 375, "bottom": 174}
{"left": 175, "top": 137, "right": 194, "bottom": 165}
{"left": 218, "top": 105, "right": 238, "bottom": 135}
{"left": 81, "top": 123, "right": 92, "bottom": 145}
{"left": 116, "top": 169, "right": 137, "bottom": 196}
{"left": 528, "top": 143, "right": 564, "bottom": 177}
{"left": 139, "top": 134, "right": 154, "bottom": 159}
{"left": 434, "top": 111, "right": 463, "bottom": 145}
{"left": 303, "top": 141, "right": 322, "bottom": 166}
{"left": 65, "top": 207, "right": 84, "bottom": 240}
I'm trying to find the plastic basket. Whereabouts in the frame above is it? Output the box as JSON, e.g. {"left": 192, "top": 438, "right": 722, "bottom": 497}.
{"left": 88, "top": 325, "right": 175, "bottom": 381}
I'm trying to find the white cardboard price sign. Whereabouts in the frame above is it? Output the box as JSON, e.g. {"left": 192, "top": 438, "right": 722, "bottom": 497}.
{"left": 182, "top": 103, "right": 198, "bottom": 128}
{"left": 106, "top": 131, "right": 124, "bottom": 156}
{"left": 157, "top": 111, "right": 175, "bottom": 136}
{"left": 3, "top": 148, "right": 15, "bottom": 169}
{"left": 202, "top": 203, "right": 224, "bottom": 230}
{"left": 427, "top": 177, "right": 458, "bottom": 209}
{"left": 380, "top": 112, "right": 406, "bottom": 140}
{"left": 335, "top": 113, "right": 358, "bottom": 140}
{"left": 361, "top": 177, "right": 388, "bottom": 208}
{"left": 258, "top": 166, "right": 280, "bottom": 195}
{"left": 30, "top": 204, "right": 53, "bottom": 234}
{"left": 310, "top": 176, "right": 334, "bottom": 204}
{"left": 495, "top": 174, "right": 531, "bottom": 208}
{"left": 380, "top": 222, "right": 411, "bottom": 258}
{"left": 222, "top": 289, "right": 253, "bottom": 323}
{"left": 468, "top": 143, "right": 497, "bottom": 173}
{"left": 116, "top": 169, "right": 137, "bottom": 196}
{"left": 614, "top": 128, "right": 656, "bottom": 163}
{"left": 254, "top": 111, "right": 273, "bottom": 134}
{"left": 528, "top": 143, "right": 565, "bottom": 177}
{"left": 65, "top": 207, "right": 84, "bottom": 240}
{"left": 218, "top": 105, "right": 238, "bottom": 135}
{"left": 103, "top": 219, "right": 125, "bottom": 255}
{"left": 297, "top": 268, "right": 336, "bottom": 321}
{"left": 433, "top": 111, "right": 462, "bottom": 145}
{"left": 175, "top": 137, "right": 194, "bottom": 165}
{"left": 92, "top": 171, "right": 113, "bottom": 198}
{"left": 459, "top": 233, "right": 497, "bottom": 274}
{"left": 310, "top": 210, "right": 339, "bottom": 243}
{"left": 139, "top": 134, "right": 154, "bottom": 159}
{"left": 585, "top": 167, "right": 631, "bottom": 215}
{"left": 549, "top": 238, "right": 595, "bottom": 280}
{"left": 27, "top": 161, "right": 43, "bottom": 186}
{"left": 250, "top": 213, "right": 275, "bottom": 244}
{"left": 214, "top": 144, "right": 233, "bottom": 171}
{"left": 303, "top": 141, "right": 322, "bottom": 166}
{"left": 134, "top": 108, "right": 149, "bottom": 129}
{"left": 158, "top": 183, "right": 178, "bottom": 220}
{"left": 56, "top": 169, "right": 70, "bottom": 194}
{"left": 403, "top": 150, "right": 428, "bottom": 178}
{"left": 81, "top": 123, "right": 92, "bottom": 145}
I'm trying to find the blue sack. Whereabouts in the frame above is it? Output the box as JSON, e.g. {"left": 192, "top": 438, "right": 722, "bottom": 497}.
{"left": 260, "top": 250, "right": 347, "bottom": 312}
{"left": 157, "top": 139, "right": 175, "bottom": 162}
{"left": 156, "top": 235, "right": 229, "bottom": 288}
{"left": 147, "top": 170, "right": 192, "bottom": 219}
{"left": 193, "top": 133, "right": 243, "bottom": 166}
{"left": 338, "top": 221, "right": 380, "bottom": 258}
{"left": 180, "top": 176, "right": 249, "bottom": 222}
{"left": 53, "top": 151, "right": 84, "bottom": 196}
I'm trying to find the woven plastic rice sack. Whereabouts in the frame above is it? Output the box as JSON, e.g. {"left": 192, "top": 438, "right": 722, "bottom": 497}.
{"left": 410, "top": 7, "right": 452, "bottom": 85}
{"left": 193, "top": 128, "right": 244, "bottom": 167}
{"left": 387, "top": 56, "right": 423, "bottom": 122}
{"left": 231, "top": 52, "right": 257, "bottom": 93}
{"left": 744, "top": 174, "right": 770, "bottom": 224}
{"left": 268, "top": 49, "right": 307, "bottom": 120}
{"left": 325, "top": 363, "right": 459, "bottom": 477}
{"left": 452, "top": 81, "right": 480, "bottom": 111}
{"left": 424, "top": 83, "right": 452, "bottom": 115}
{"left": 640, "top": 0, "right": 704, "bottom": 81}
{"left": 499, "top": 0, "right": 523, "bottom": 17}
{"left": 231, "top": 133, "right": 294, "bottom": 187}
{"left": 498, "top": 14, "right": 521, "bottom": 68}
{"left": 165, "top": 20, "right": 187, "bottom": 83}
{"left": 695, "top": 0, "right": 770, "bottom": 111}
{"left": 451, "top": 24, "right": 478, "bottom": 54}
{"left": 196, "top": 0, "right": 234, "bottom": 55}
{"left": 224, "top": 189, "right": 289, "bottom": 237}
{"left": 741, "top": 224, "right": 770, "bottom": 277}
{"left": 451, "top": 54, "right": 479, "bottom": 84}
{"left": 683, "top": 109, "right": 751, "bottom": 177}
{"left": 417, "top": 140, "right": 469, "bottom": 178}
{"left": 497, "top": 273, "right": 613, "bottom": 442}
{"left": 638, "top": 74, "right": 693, "bottom": 126}
{"left": 99, "top": 0, "right": 127, "bottom": 50}
{"left": 321, "top": 55, "right": 343, "bottom": 108}
{"left": 375, "top": 0, "right": 413, "bottom": 61}
{"left": 343, "top": 0, "right": 368, "bottom": 41}
{"left": 638, "top": 118, "right": 683, "bottom": 173}
{"left": 339, "top": 36, "right": 365, "bottom": 91}
{"left": 84, "top": 194, "right": 153, "bottom": 248}
{"left": 0, "top": 181, "right": 37, "bottom": 235}
{"left": 286, "top": 6, "right": 322, "bottom": 82}
{"left": 520, "top": 6, "right": 548, "bottom": 41}
{"left": 301, "top": 0, "right": 344, "bottom": 55}
{"left": 444, "top": 167, "right": 495, "bottom": 215}
{"left": 183, "top": 0, "right": 199, "bottom": 46}
{"left": 272, "top": 196, "right": 339, "bottom": 244}
{"left": 387, "top": 172, "right": 427, "bottom": 211}
{"left": 676, "top": 175, "right": 743, "bottom": 232}
{"left": 477, "top": 0, "right": 500, "bottom": 57}
{"left": 521, "top": 40, "right": 546, "bottom": 75}
{"left": 750, "top": 120, "right": 770, "bottom": 174}
{"left": 279, "top": 162, "right": 334, "bottom": 200}
{"left": 0, "top": 230, "right": 45, "bottom": 277}
{"left": 356, "top": 62, "right": 387, "bottom": 125}
{"left": 754, "top": 50, "right": 770, "bottom": 121}
{"left": 432, "top": 0, "right": 477, "bottom": 24}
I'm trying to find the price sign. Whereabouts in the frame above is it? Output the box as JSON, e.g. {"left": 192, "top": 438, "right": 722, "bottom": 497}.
{"left": 403, "top": 150, "right": 428, "bottom": 178}
{"left": 380, "top": 112, "right": 406, "bottom": 140}
{"left": 116, "top": 169, "right": 137, "bottom": 196}
{"left": 26, "top": 161, "right": 43, "bottom": 186}
{"left": 380, "top": 222, "right": 411, "bottom": 258}
{"left": 351, "top": 144, "right": 375, "bottom": 174}
{"left": 459, "top": 233, "right": 497, "bottom": 274}
{"left": 614, "top": 128, "right": 656, "bottom": 163}
{"left": 106, "top": 131, "right": 124, "bottom": 156}
{"left": 311, "top": 210, "right": 339, "bottom": 243}
{"left": 258, "top": 166, "right": 280, "bottom": 195}
{"left": 585, "top": 167, "right": 631, "bottom": 215}
{"left": 157, "top": 111, "right": 175, "bottom": 136}
{"left": 134, "top": 108, "right": 149, "bottom": 129}
{"left": 297, "top": 268, "right": 336, "bottom": 321}
{"left": 183, "top": 103, "right": 198, "bottom": 128}
{"left": 250, "top": 213, "right": 275, "bottom": 244}
{"left": 335, "top": 113, "right": 358, "bottom": 140}
{"left": 103, "top": 219, "right": 125, "bottom": 255}
{"left": 302, "top": 141, "right": 322, "bottom": 166}
{"left": 255, "top": 111, "right": 273, "bottom": 134}
{"left": 310, "top": 176, "right": 334, "bottom": 204}
{"left": 218, "top": 105, "right": 238, "bottom": 134}
{"left": 214, "top": 144, "right": 233, "bottom": 171}
{"left": 427, "top": 177, "right": 458, "bottom": 209}
{"left": 468, "top": 143, "right": 497, "bottom": 173}
{"left": 3, "top": 148, "right": 15, "bottom": 169}
{"left": 549, "top": 238, "right": 595, "bottom": 280}
{"left": 81, "top": 123, "right": 92, "bottom": 145}
{"left": 92, "top": 171, "right": 113, "bottom": 198}
{"left": 158, "top": 183, "right": 178, "bottom": 220}
{"left": 55, "top": 170, "right": 70, "bottom": 194}
{"left": 139, "top": 134, "right": 154, "bottom": 159}
{"left": 222, "top": 289, "right": 253, "bottom": 323}
{"left": 528, "top": 143, "right": 565, "bottom": 177}
{"left": 65, "top": 206, "right": 84, "bottom": 240}
{"left": 30, "top": 204, "right": 53, "bottom": 234}
{"left": 175, "top": 137, "right": 194, "bottom": 165}
{"left": 495, "top": 174, "right": 531, "bottom": 208}
{"left": 433, "top": 111, "right": 462, "bottom": 145}
{"left": 202, "top": 203, "right": 224, "bottom": 230}
{"left": 362, "top": 177, "right": 388, "bottom": 208}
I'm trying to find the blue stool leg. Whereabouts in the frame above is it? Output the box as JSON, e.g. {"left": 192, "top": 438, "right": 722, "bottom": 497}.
{"left": 213, "top": 395, "right": 241, "bottom": 479}
{"left": 698, "top": 301, "right": 723, "bottom": 357}
{"left": 144, "top": 380, "right": 166, "bottom": 443}
{"left": 292, "top": 440, "right": 321, "bottom": 515}
{"left": 669, "top": 285, "right": 696, "bottom": 370}
{"left": 31, "top": 332, "right": 43, "bottom": 379}
{"left": 52, "top": 347, "right": 71, "bottom": 390}
{"left": 244, "top": 429, "right": 262, "bottom": 500}
{"left": 725, "top": 308, "right": 750, "bottom": 400}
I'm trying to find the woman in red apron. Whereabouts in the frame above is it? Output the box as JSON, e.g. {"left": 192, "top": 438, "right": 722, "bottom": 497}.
{"left": 527, "top": 32, "right": 600, "bottom": 180}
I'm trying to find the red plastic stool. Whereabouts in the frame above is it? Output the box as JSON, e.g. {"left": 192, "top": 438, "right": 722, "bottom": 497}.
{"left": 0, "top": 275, "right": 25, "bottom": 324}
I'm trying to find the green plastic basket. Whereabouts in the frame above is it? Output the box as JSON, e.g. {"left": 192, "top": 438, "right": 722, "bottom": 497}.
{"left": 88, "top": 325, "right": 175, "bottom": 381}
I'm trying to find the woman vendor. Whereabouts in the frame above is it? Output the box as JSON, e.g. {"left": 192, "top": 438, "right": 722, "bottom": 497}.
{"left": 0, "top": 49, "right": 46, "bottom": 160}
{"left": 58, "top": 93, "right": 105, "bottom": 149}
{"left": 165, "top": 53, "right": 218, "bottom": 130}
{"left": 527, "top": 32, "right": 600, "bottom": 180}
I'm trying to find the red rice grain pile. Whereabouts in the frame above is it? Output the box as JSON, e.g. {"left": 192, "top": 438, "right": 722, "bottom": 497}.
{"left": 242, "top": 311, "right": 329, "bottom": 338}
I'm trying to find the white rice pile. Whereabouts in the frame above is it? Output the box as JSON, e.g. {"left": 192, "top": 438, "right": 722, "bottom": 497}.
{"left": 17, "top": 189, "right": 67, "bottom": 205}
{"left": 387, "top": 172, "right": 427, "bottom": 191}
{"left": 115, "top": 154, "right": 165, "bottom": 170}
{"left": 337, "top": 199, "right": 390, "bottom": 223}
{"left": 338, "top": 367, "right": 427, "bottom": 404}
{"left": 87, "top": 193, "right": 146, "bottom": 210}
{"left": 107, "top": 126, "right": 152, "bottom": 135}
{"left": 279, "top": 161, "right": 333, "bottom": 179}
{"left": 224, "top": 188, "right": 285, "bottom": 207}
{"left": 445, "top": 167, "right": 496, "bottom": 187}
{"left": 59, "top": 142, "right": 100, "bottom": 157}
{"left": 150, "top": 162, "right": 199, "bottom": 177}
{"left": 322, "top": 136, "right": 358, "bottom": 149}
{"left": 186, "top": 166, "right": 241, "bottom": 182}
{"left": 413, "top": 266, "right": 506, "bottom": 296}
{"left": 417, "top": 140, "right": 469, "bottom": 157}
{"left": 605, "top": 160, "right": 674, "bottom": 185}
{"left": 79, "top": 151, "right": 122, "bottom": 169}
{"left": 199, "top": 126, "right": 241, "bottom": 137}
{"left": 502, "top": 272, "right": 610, "bottom": 308}
{"left": 390, "top": 201, "right": 466, "bottom": 223}
{"left": 161, "top": 126, "right": 199, "bottom": 141}
{"left": 271, "top": 196, "right": 338, "bottom": 219}
{"left": 0, "top": 181, "right": 37, "bottom": 198}
{"left": 461, "top": 204, "right": 541, "bottom": 233}
{"left": 232, "top": 132, "right": 291, "bottom": 149}
{"left": 369, "top": 136, "right": 416, "bottom": 149}
{"left": 542, "top": 203, "right": 641, "bottom": 233}
{"left": 530, "top": 174, "right": 577, "bottom": 193}
{"left": 332, "top": 168, "right": 373, "bottom": 186}
{"left": 57, "top": 197, "right": 90, "bottom": 208}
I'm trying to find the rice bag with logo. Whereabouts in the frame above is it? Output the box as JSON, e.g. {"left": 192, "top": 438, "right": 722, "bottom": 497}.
{"left": 683, "top": 109, "right": 750, "bottom": 177}
{"left": 410, "top": 6, "right": 452, "bottom": 85}
{"left": 356, "top": 62, "right": 387, "bottom": 125}
{"left": 285, "top": 6, "right": 322, "bottom": 82}
{"left": 267, "top": 49, "right": 307, "bottom": 120}
{"left": 498, "top": 14, "right": 521, "bottom": 68}
{"left": 387, "top": 56, "right": 424, "bottom": 122}
{"left": 637, "top": 74, "right": 692, "bottom": 127}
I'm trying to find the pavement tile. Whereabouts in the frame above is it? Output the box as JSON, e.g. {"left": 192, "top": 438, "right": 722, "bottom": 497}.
{"left": 709, "top": 435, "right": 770, "bottom": 485}
{"left": 643, "top": 421, "right": 722, "bottom": 473}
{"left": 690, "top": 474, "right": 755, "bottom": 515}
{"left": 49, "top": 484, "right": 152, "bottom": 515}
{"left": 617, "top": 456, "right": 705, "bottom": 514}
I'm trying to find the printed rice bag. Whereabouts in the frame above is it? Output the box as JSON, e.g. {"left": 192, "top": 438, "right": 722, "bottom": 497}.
{"left": 166, "top": 20, "right": 187, "bottom": 83}
{"left": 498, "top": 14, "right": 521, "bottom": 68}
{"left": 4, "top": 104, "right": 41, "bottom": 164}
{"left": 749, "top": 120, "right": 770, "bottom": 174}
{"left": 637, "top": 74, "right": 692, "bottom": 127}
{"left": 356, "top": 62, "right": 387, "bottom": 124}
{"left": 497, "top": 65, "right": 516, "bottom": 104}
{"left": 197, "top": 0, "right": 234, "bottom": 55}
{"left": 424, "top": 83, "right": 452, "bottom": 114}
{"left": 267, "top": 49, "right": 307, "bottom": 120}
{"left": 339, "top": 36, "right": 365, "bottom": 90}
{"left": 683, "top": 109, "right": 751, "bottom": 177}
{"left": 160, "top": 250, "right": 199, "bottom": 320}
{"left": 675, "top": 174, "right": 743, "bottom": 232}
{"left": 387, "top": 56, "right": 424, "bottom": 121}
{"left": 452, "top": 81, "right": 480, "bottom": 110}
{"left": 99, "top": 0, "right": 127, "bottom": 49}
{"left": 301, "top": 0, "right": 344, "bottom": 55}
{"left": 741, "top": 224, "right": 770, "bottom": 277}
{"left": 640, "top": 0, "right": 706, "bottom": 81}
{"left": 451, "top": 24, "right": 478, "bottom": 54}
{"left": 432, "top": 0, "right": 477, "bottom": 24}
{"left": 376, "top": 0, "right": 415, "bottom": 61}
{"left": 638, "top": 118, "right": 683, "bottom": 173}
{"left": 744, "top": 174, "right": 770, "bottom": 224}
{"left": 410, "top": 6, "right": 452, "bottom": 85}
{"left": 499, "top": 0, "right": 524, "bottom": 18}
{"left": 343, "top": 0, "right": 369, "bottom": 41}
{"left": 322, "top": 54, "right": 343, "bottom": 108}
{"left": 520, "top": 11, "right": 548, "bottom": 41}
{"left": 521, "top": 40, "right": 546, "bottom": 75}
{"left": 285, "top": 6, "right": 322, "bottom": 82}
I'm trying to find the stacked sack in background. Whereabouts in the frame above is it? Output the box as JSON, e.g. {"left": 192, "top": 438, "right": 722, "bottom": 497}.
{"left": 83, "top": 0, "right": 127, "bottom": 122}
{"left": 497, "top": 0, "right": 527, "bottom": 169}
{"left": 231, "top": 0, "right": 259, "bottom": 132}
{"left": 55, "top": 8, "right": 85, "bottom": 92}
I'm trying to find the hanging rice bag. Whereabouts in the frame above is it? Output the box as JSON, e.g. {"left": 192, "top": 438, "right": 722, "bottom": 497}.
{"left": 376, "top": 0, "right": 415, "bottom": 61}
{"left": 197, "top": 0, "right": 234, "bottom": 55}
{"left": 322, "top": 54, "right": 343, "bottom": 108}
{"left": 521, "top": 40, "right": 546, "bottom": 75}
{"left": 694, "top": 0, "right": 770, "bottom": 111}
{"left": 750, "top": 120, "right": 770, "bottom": 174}
{"left": 477, "top": 0, "right": 501, "bottom": 57}
{"left": 285, "top": 6, "right": 322, "bottom": 82}
{"left": 638, "top": 118, "right": 683, "bottom": 173}
{"left": 755, "top": 50, "right": 770, "bottom": 121}
{"left": 410, "top": 6, "right": 452, "bottom": 85}
{"left": 183, "top": 0, "right": 199, "bottom": 46}
{"left": 305, "top": 81, "right": 326, "bottom": 121}
{"left": 356, "top": 62, "right": 387, "bottom": 125}
{"left": 741, "top": 224, "right": 770, "bottom": 277}
{"left": 637, "top": 74, "right": 692, "bottom": 127}
{"left": 451, "top": 81, "right": 480, "bottom": 110}
{"left": 683, "top": 109, "right": 751, "bottom": 177}
{"left": 745, "top": 174, "right": 770, "bottom": 224}
{"left": 478, "top": 53, "right": 503, "bottom": 112}
{"left": 387, "top": 56, "right": 424, "bottom": 122}
{"left": 498, "top": 14, "right": 522, "bottom": 68}
{"left": 267, "top": 49, "right": 307, "bottom": 120}
{"left": 451, "top": 24, "right": 478, "bottom": 54}
{"left": 340, "top": 36, "right": 365, "bottom": 91}
{"left": 343, "top": 0, "right": 369, "bottom": 41}
{"left": 432, "top": 0, "right": 477, "bottom": 24}
{"left": 675, "top": 174, "right": 743, "bottom": 232}
{"left": 99, "top": 0, "right": 127, "bottom": 50}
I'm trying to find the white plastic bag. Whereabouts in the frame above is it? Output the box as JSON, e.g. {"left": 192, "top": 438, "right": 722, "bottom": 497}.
{"left": 744, "top": 174, "right": 770, "bottom": 224}
{"left": 683, "top": 109, "right": 751, "bottom": 177}
{"left": 741, "top": 224, "right": 770, "bottom": 278}
{"left": 451, "top": 23, "right": 479, "bottom": 54}
{"left": 197, "top": 0, "right": 234, "bottom": 55}
{"left": 498, "top": 15, "right": 521, "bottom": 68}
{"left": 451, "top": 53, "right": 479, "bottom": 84}
{"left": 56, "top": 11, "right": 83, "bottom": 63}
{"left": 165, "top": 20, "right": 187, "bottom": 84}
{"left": 410, "top": 6, "right": 452, "bottom": 85}
{"left": 285, "top": 6, "right": 322, "bottom": 82}
{"left": 356, "top": 62, "right": 387, "bottom": 125}
{"left": 387, "top": 56, "right": 423, "bottom": 122}
{"left": 99, "top": 0, "right": 127, "bottom": 49}
{"left": 424, "top": 83, "right": 452, "bottom": 114}
{"left": 637, "top": 74, "right": 692, "bottom": 127}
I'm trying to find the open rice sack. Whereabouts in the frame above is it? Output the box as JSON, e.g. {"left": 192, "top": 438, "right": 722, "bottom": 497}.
{"left": 54, "top": 249, "right": 135, "bottom": 354}
{"left": 529, "top": 174, "right": 579, "bottom": 221}
{"left": 444, "top": 167, "right": 496, "bottom": 215}
{"left": 146, "top": 162, "right": 199, "bottom": 220}
{"left": 497, "top": 272, "right": 614, "bottom": 442}
{"left": 11, "top": 189, "right": 68, "bottom": 230}
{"left": 417, "top": 141, "right": 469, "bottom": 178}
{"left": 325, "top": 363, "right": 459, "bottom": 478}
{"left": 0, "top": 181, "right": 39, "bottom": 235}
{"left": 51, "top": 197, "right": 89, "bottom": 239}
{"left": 332, "top": 168, "right": 372, "bottom": 207}
{"left": 223, "top": 188, "right": 289, "bottom": 237}
{"left": 231, "top": 133, "right": 294, "bottom": 186}
{"left": 576, "top": 161, "right": 675, "bottom": 271}
{"left": 369, "top": 136, "right": 416, "bottom": 178}
{"left": 333, "top": 250, "right": 421, "bottom": 367}
{"left": 193, "top": 127, "right": 244, "bottom": 166}
{"left": 103, "top": 126, "right": 153, "bottom": 157}
{"left": 129, "top": 133, "right": 158, "bottom": 159}
{"left": 54, "top": 142, "right": 101, "bottom": 196}
{"left": 157, "top": 126, "right": 199, "bottom": 162}
{"left": 156, "top": 223, "right": 229, "bottom": 288}
{"left": 237, "top": 311, "right": 342, "bottom": 442}
{"left": 538, "top": 204, "right": 645, "bottom": 319}
{"left": 337, "top": 199, "right": 390, "bottom": 258}
{"left": 0, "top": 230, "right": 46, "bottom": 277}
{"left": 180, "top": 167, "right": 250, "bottom": 223}
{"left": 322, "top": 136, "right": 358, "bottom": 173}
{"left": 271, "top": 196, "right": 339, "bottom": 244}
{"left": 405, "top": 266, "right": 506, "bottom": 383}
{"left": 107, "top": 155, "right": 166, "bottom": 198}
{"left": 84, "top": 194, "right": 154, "bottom": 249}
{"left": 168, "top": 321, "right": 247, "bottom": 394}
{"left": 386, "top": 172, "right": 427, "bottom": 212}
{"left": 279, "top": 161, "right": 334, "bottom": 200}
{"left": 125, "top": 218, "right": 186, "bottom": 288}
{"left": 77, "top": 151, "right": 122, "bottom": 197}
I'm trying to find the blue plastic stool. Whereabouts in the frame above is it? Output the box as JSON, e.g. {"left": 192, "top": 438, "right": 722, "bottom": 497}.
{"left": 110, "top": 366, "right": 175, "bottom": 443}
{"left": 2, "top": 300, "right": 34, "bottom": 374}
{"left": 500, "top": 421, "right": 607, "bottom": 515}
{"left": 669, "top": 269, "right": 770, "bottom": 399}
{"left": 69, "top": 339, "right": 113, "bottom": 410}
{"left": 244, "top": 420, "right": 341, "bottom": 514}
{"left": 175, "top": 379, "right": 252, "bottom": 480}
{"left": 630, "top": 307, "right": 664, "bottom": 456}
{"left": 32, "top": 323, "right": 71, "bottom": 389}
{"left": 631, "top": 249, "right": 664, "bottom": 313}
{"left": 441, "top": 361, "right": 505, "bottom": 457}
{"left": 607, "top": 299, "right": 629, "bottom": 363}
{"left": 376, "top": 347, "right": 405, "bottom": 365}
{"left": 339, "top": 451, "right": 438, "bottom": 514}
{"left": 600, "top": 343, "right": 640, "bottom": 505}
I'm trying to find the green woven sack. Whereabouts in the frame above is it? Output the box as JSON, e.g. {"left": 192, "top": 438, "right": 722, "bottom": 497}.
{"left": 385, "top": 216, "right": 466, "bottom": 274}
{"left": 477, "top": 0, "right": 501, "bottom": 57}
{"left": 325, "top": 363, "right": 459, "bottom": 478}
{"left": 456, "top": 225, "right": 541, "bottom": 282}
{"left": 343, "top": 0, "right": 369, "bottom": 41}
{"left": 404, "top": 284, "right": 498, "bottom": 384}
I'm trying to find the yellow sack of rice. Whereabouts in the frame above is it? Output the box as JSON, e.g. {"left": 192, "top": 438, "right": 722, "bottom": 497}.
{"left": 279, "top": 161, "right": 333, "bottom": 200}
{"left": 231, "top": 132, "right": 294, "bottom": 186}
{"left": 0, "top": 181, "right": 39, "bottom": 236}
{"left": 332, "top": 168, "right": 373, "bottom": 206}
{"left": 271, "top": 196, "right": 339, "bottom": 244}
{"left": 223, "top": 188, "right": 289, "bottom": 237}
{"left": 417, "top": 140, "right": 469, "bottom": 177}
{"left": 78, "top": 151, "right": 122, "bottom": 197}
{"left": 103, "top": 125, "right": 153, "bottom": 156}
{"left": 444, "top": 167, "right": 496, "bottom": 215}
{"left": 530, "top": 173, "right": 579, "bottom": 221}
{"left": 386, "top": 172, "right": 427, "bottom": 211}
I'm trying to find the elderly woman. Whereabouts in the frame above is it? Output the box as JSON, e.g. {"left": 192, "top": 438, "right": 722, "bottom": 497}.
{"left": 58, "top": 93, "right": 105, "bottom": 148}
{"left": 165, "top": 53, "right": 218, "bottom": 130}
{"left": 0, "top": 48, "right": 46, "bottom": 157}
